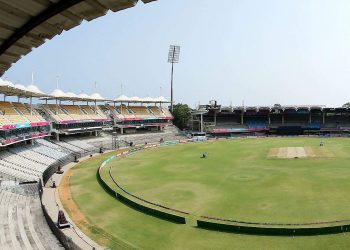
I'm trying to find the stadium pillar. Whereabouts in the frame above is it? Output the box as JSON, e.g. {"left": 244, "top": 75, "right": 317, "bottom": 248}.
{"left": 214, "top": 112, "right": 217, "bottom": 126}
{"left": 309, "top": 111, "right": 312, "bottom": 124}
{"left": 30, "top": 97, "right": 33, "bottom": 115}
{"left": 241, "top": 111, "right": 244, "bottom": 125}
{"left": 323, "top": 111, "right": 325, "bottom": 125}
{"left": 56, "top": 98, "right": 58, "bottom": 114}
{"left": 168, "top": 45, "right": 180, "bottom": 113}
{"left": 282, "top": 114, "right": 284, "bottom": 125}
{"left": 200, "top": 113, "right": 204, "bottom": 133}
{"left": 268, "top": 113, "right": 271, "bottom": 125}
{"left": 121, "top": 127, "right": 124, "bottom": 135}
{"left": 55, "top": 133, "right": 59, "bottom": 141}
{"left": 170, "top": 61, "right": 174, "bottom": 112}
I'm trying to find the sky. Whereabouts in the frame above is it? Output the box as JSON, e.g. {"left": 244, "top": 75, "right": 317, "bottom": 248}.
{"left": 3, "top": 0, "right": 350, "bottom": 107}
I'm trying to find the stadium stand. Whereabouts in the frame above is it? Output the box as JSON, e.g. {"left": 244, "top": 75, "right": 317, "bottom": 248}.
{"left": 110, "top": 104, "right": 173, "bottom": 134}
{"left": 80, "top": 105, "right": 107, "bottom": 120}
{"left": 1, "top": 151, "right": 47, "bottom": 175}
{"left": 0, "top": 160, "right": 39, "bottom": 182}
{"left": 161, "top": 107, "right": 173, "bottom": 117}
{"left": 0, "top": 101, "right": 47, "bottom": 125}
{"left": 0, "top": 0, "right": 161, "bottom": 248}
{"left": 193, "top": 101, "right": 350, "bottom": 136}
{"left": 149, "top": 106, "right": 164, "bottom": 116}
{"left": 0, "top": 188, "right": 62, "bottom": 249}
{"left": 62, "top": 139, "right": 98, "bottom": 152}
{"left": 0, "top": 101, "right": 28, "bottom": 124}
{"left": 40, "top": 103, "right": 111, "bottom": 139}
{"left": 30, "top": 144, "right": 70, "bottom": 161}
{"left": 118, "top": 125, "right": 185, "bottom": 145}
{"left": 36, "top": 139, "right": 70, "bottom": 152}
{"left": 113, "top": 105, "right": 137, "bottom": 119}
{"left": 129, "top": 106, "right": 152, "bottom": 117}
{"left": 12, "top": 103, "right": 46, "bottom": 123}
{"left": 41, "top": 104, "right": 109, "bottom": 122}
{"left": 0, "top": 139, "right": 78, "bottom": 182}
{"left": 8, "top": 147, "right": 58, "bottom": 166}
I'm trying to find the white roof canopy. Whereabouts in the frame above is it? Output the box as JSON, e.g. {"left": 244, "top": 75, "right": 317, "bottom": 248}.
{"left": 27, "top": 84, "right": 44, "bottom": 95}
{"left": 64, "top": 92, "right": 81, "bottom": 101}
{"left": 41, "top": 89, "right": 109, "bottom": 102}
{"left": 114, "top": 95, "right": 170, "bottom": 103}
{"left": 90, "top": 93, "right": 106, "bottom": 101}
{"left": 155, "top": 96, "right": 170, "bottom": 103}
{"left": 142, "top": 97, "right": 155, "bottom": 103}
{"left": 114, "top": 95, "right": 130, "bottom": 102}
{"left": 0, "top": 78, "right": 168, "bottom": 103}
{"left": 78, "top": 92, "right": 92, "bottom": 100}
{"left": 129, "top": 96, "right": 143, "bottom": 103}
{"left": 0, "top": 78, "right": 49, "bottom": 98}
{"left": 50, "top": 89, "right": 67, "bottom": 98}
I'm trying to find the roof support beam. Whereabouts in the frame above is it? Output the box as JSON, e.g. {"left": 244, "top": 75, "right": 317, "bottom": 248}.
{"left": 0, "top": 0, "right": 84, "bottom": 57}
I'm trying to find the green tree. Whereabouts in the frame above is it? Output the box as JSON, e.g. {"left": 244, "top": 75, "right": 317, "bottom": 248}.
{"left": 171, "top": 103, "right": 191, "bottom": 130}
{"left": 342, "top": 102, "right": 350, "bottom": 108}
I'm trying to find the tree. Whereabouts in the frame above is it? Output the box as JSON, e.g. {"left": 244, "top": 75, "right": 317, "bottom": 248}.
{"left": 171, "top": 103, "right": 191, "bottom": 130}
{"left": 342, "top": 102, "right": 350, "bottom": 108}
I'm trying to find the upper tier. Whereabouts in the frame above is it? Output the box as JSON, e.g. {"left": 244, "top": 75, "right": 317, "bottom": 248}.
{"left": 0, "top": 101, "right": 47, "bottom": 128}
{"left": 107, "top": 105, "right": 173, "bottom": 120}
{"left": 41, "top": 104, "right": 111, "bottom": 124}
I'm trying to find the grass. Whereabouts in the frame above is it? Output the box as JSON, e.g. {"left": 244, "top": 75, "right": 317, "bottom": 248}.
{"left": 64, "top": 138, "right": 350, "bottom": 249}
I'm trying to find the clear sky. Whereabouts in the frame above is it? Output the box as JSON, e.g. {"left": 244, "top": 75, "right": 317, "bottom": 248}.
{"left": 3, "top": 0, "right": 350, "bottom": 107}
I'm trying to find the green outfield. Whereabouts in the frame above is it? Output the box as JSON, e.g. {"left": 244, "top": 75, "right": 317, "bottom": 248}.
{"left": 65, "top": 137, "right": 350, "bottom": 249}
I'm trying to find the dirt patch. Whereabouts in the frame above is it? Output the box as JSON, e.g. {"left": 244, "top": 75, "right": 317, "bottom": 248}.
{"left": 304, "top": 147, "right": 316, "bottom": 157}
{"left": 59, "top": 168, "right": 136, "bottom": 249}
{"left": 268, "top": 147, "right": 306, "bottom": 159}
{"left": 268, "top": 146, "right": 333, "bottom": 159}
{"left": 58, "top": 169, "right": 91, "bottom": 233}
{"left": 267, "top": 148, "right": 279, "bottom": 158}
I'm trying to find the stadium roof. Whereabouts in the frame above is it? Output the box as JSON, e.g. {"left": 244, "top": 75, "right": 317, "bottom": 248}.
{"left": 216, "top": 105, "right": 328, "bottom": 111}
{"left": 78, "top": 92, "right": 91, "bottom": 100}
{"left": 49, "top": 88, "right": 67, "bottom": 98}
{"left": 65, "top": 91, "right": 80, "bottom": 100}
{"left": 0, "top": 77, "right": 47, "bottom": 98}
{"left": 0, "top": 78, "right": 112, "bottom": 101}
{"left": 156, "top": 96, "right": 170, "bottom": 103}
{"left": 142, "top": 96, "right": 156, "bottom": 103}
{"left": 90, "top": 92, "right": 106, "bottom": 101}
{"left": 115, "top": 94, "right": 130, "bottom": 102}
{"left": 42, "top": 88, "right": 109, "bottom": 102}
{"left": 129, "top": 96, "right": 142, "bottom": 102}
{"left": 114, "top": 95, "right": 170, "bottom": 103}
{"left": 0, "top": 0, "right": 157, "bottom": 76}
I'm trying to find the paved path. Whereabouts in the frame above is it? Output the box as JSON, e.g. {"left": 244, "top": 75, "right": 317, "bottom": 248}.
{"left": 41, "top": 152, "right": 110, "bottom": 250}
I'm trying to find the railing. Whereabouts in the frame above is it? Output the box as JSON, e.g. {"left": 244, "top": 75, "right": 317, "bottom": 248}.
{"left": 39, "top": 179, "right": 83, "bottom": 250}
{"left": 42, "top": 146, "right": 101, "bottom": 185}
{"left": 97, "top": 151, "right": 187, "bottom": 224}
{"left": 39, "top": 149, "right": 100, "bottom": 250}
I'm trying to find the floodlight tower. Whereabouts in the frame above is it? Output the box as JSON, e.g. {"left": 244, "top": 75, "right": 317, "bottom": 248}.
{"left": 168, "top": 45, "right": 181, "bottom": 112}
